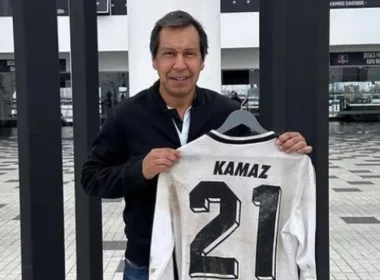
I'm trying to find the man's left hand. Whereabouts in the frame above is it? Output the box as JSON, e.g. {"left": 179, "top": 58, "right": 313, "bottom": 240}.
{"left": 276, "top": 132, "right": 313, "bottom": 154}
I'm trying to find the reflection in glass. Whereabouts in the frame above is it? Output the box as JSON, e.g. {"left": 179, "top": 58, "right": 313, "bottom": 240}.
{"left": 2, "top": 65, "right": 380, "bottom": 127}
{"left": 58, "top": 71, "right": 129, "bottom": 124}
{"left": 0, "top": 71, "right": 129, "bottom": 127}
{"left": 222, "top": 69, "right": 260, "bottom": 115}
{"left": 329, "top": 66, "right": 380, "bottom": 121}
{"left": 221, "top": 66, "right": 380, "bottom": 121}
{"left": 0, "top": 73, "right": 16, "bottom": 126}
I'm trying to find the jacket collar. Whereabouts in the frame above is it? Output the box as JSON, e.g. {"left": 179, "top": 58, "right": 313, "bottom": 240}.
{"left": 147, "top": 80, "right": 203, "bottom": 111}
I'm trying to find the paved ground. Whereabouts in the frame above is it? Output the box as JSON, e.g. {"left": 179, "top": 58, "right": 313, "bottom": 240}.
{"left": 0, "top": 123, "right": 379, "bottom": 280}
{"left": 329, "top": 123, "right": 380, "bottom": 280}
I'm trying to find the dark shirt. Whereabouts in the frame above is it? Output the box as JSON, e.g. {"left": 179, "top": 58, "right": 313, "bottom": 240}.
{"left": 81, "top": 80, "right": 241, "bottom": 266}
{"left": 230, "top": 95, "right": 242, "bottom": 104}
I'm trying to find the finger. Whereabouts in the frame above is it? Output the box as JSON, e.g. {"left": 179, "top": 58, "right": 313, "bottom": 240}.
{"left": 283, "top": 141, "right": 307, "bottom": 153}
{"left": 156, "top": 149, "right": 181, "bottom": 161}
{"left": 297, "top": 146, "right": 313, "bottom": 154}
{"left": 154, "top": 158, "right": 176, "bottom": 167}
{"left": 155, "top": 153, "right": 180, "bottom": 164}
{"left": 148, "top": 165, "right": 171, "bottom": 177}
{"left": 276, "top": 132, "right": 302, "bottom": 145}
{"left": 279, "top": 136, "right": 304, "bottom": 151}
{"left": 165, "top": 151, "right": 182, "bottom": 162}
{"left": 154, "top": 148, "right": 180, "bottom": 156}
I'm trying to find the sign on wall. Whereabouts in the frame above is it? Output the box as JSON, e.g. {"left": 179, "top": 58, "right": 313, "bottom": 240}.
{"left": 0, "top": 60, "right": 15, "bottom": 72}
{"left": 329, "top": 0, "right": 380, "bottom": 8}
{"left": 221, "top": 0, "right": 259, "bottom": 13}
{"left": 220, "top": 0, "right": 380, "bottom": 12}
{"left": 56, "top": 0, "right": 68, "bottom": 15}
{"left": 97, "top": 0, "right": 110, "bottom": 14}
{"left": 112, "top": 0, "right": 127, "bottom": 15}
{"left": 330, "top": 52, "right": 380, "bottom": 66}
{"left": 56, "top": 0, "right": 110, "bottom": 15}
{"left": 0, "top": 59, "right": 67, "bottom": 72}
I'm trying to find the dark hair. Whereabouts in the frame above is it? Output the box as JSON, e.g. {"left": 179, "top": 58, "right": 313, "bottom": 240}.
{"left": 150, "top": 10, "right": 208, "bottom": 61}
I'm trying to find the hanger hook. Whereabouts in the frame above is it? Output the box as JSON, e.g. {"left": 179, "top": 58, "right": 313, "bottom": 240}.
{"left": 241, "top": 89, "right": 248, "bottom": 110}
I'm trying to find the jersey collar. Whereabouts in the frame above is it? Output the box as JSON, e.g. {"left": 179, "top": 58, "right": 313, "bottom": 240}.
{"left": 207, "top": 130, "right": 277, "bottom": 145}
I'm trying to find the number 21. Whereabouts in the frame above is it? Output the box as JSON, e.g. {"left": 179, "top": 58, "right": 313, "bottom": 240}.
{"left": 189, "top": 181, "right": 281, "bottom": 279}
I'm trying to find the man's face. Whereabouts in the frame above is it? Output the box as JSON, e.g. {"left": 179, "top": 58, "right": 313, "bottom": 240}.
{"left": 153, "top": 25, "right": 204, "bottom": 98}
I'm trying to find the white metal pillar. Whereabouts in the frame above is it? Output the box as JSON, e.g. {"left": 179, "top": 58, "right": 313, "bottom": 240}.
{"left": 127, "top": 0, "right": 221, "bottom": 96}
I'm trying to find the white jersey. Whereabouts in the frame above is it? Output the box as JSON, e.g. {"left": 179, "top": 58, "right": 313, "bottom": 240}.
{"left": 149, "top": 130, "right": 317, "bottom": 280}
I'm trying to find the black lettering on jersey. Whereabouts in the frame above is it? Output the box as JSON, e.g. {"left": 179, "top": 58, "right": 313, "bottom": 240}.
{"left": 247, "top": 164, "right": 258, "bottom": 177}
{"left": 213, "top": 161, "right": 226, "bottom": 175}
{"left": 259, "top": 165, "right": 271, "bottom": 179}
{"left": 234, "top": 162, "right": 250, "bottom": 176}
{"left": 224, "top": 162, "right": 235, "bottom": 175}
{"left": 214, "top": 161, "right": 271, "bottom": 179}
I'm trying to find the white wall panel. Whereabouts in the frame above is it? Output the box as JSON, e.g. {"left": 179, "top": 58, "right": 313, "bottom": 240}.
{"left": 1, "top": 9, "right": 379, "bottom": 57}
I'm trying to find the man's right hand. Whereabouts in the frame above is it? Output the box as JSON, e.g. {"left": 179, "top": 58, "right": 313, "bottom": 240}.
{"left": 142, "top": 148, "right": 182, "bottom": 180}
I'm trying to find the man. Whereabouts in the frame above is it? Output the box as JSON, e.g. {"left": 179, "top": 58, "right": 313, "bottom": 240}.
{"left": 81, "top": 10, "right": 313, "bottom": 280}
{"left": 229, "top": 91, "right": 242, "bottom": 104}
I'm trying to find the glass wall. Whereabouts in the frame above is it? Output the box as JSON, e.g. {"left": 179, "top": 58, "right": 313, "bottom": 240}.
{"left": 0, "top": 72, "right": 16, "bottom": 126}
{"left": 0, "top": 67, "right": 128, "bottom": 127}
{"left": 56, "top": 71, "right": 128, "bottom": 124}
{"left": 54, "top": 71, "right": 129, "bottom": 125}
{"left": 2, "top": 54, "right": 380, "bottom": 127}
{"left": 222, "top": 63, "right": 380, "bottom": 121}
{"left": 221, "top": 69, "right": 260, "bottom": 115}
{"left": 329, "top": 51, "right": 380, "bottom": 120}
{"left": 329, "top": 67, "right": 380, "bottom": 121}
{"left": 98, "top": 72, "right": 129, "bottom": 118}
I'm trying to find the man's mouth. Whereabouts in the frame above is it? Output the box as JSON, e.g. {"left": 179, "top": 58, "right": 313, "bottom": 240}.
{"left": 170, "top": 77, "right": 189, "bottom": 81}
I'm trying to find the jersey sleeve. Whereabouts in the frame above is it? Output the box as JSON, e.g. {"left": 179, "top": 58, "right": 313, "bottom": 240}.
{"left": 287, "top": 158, "right": 317, "bottom": 280}
{"left": 149, "top": 173, "right": 175, "bottom": 280}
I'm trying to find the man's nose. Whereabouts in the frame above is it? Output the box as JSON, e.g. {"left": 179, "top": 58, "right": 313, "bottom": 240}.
{"left": 173, "top": 54, "right": 186, "bottom": 70}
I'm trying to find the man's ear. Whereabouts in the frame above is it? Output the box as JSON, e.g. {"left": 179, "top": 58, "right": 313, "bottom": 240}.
{"left": 152, "top": 59, "right": 157, "bottom": 70}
